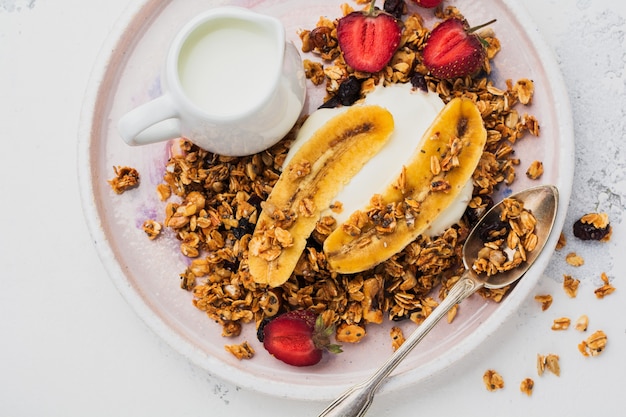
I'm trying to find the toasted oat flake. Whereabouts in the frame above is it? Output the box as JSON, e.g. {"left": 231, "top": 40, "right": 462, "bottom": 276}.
{"left": 390, "top": 326, "right": 405, "bottom": 351}
{"left": 551, "top": 317, "right": 571, "bottom": 331}
{"left": 575, "top": 314, "right": 589, "bottom": 332}
{"left": 142, "top": 219, "right": 162, "bottom": 240}
{"left": 565, "top": 252, "right": 584, "bottom": 267}
{"left": 526, "top": 160, "right": 544, "bottom": 180}
{"left": 556, "top": 232, "right": 566, "bottom": 250}
{"left": 537, "top": 353, "right": 560, "bottom": 376}
{"left": 224, "top": 341, "right": 255, "bottom": 360}
{"left": 534, "top": 294, "right": 553, "bottom": 311}
{"left": 513, "top": 78, "right": 535, "bottom": 105}
{"left": 595, "top": 272, "right": 616, "bottom": 298}
{"left": 447, "top": 304, "right": 458, "bottom": 323}
{"left": 580, "top": 212, "right": 610, "bottom": 229}
{"left": 562, "top": 274, "right": 580, "bottom": 298}
{"left": 520, "top": 378, "right": 534, "bottom": 396}
{"left": 483, "top": 369, "right": 505, "bottom": 391}
{"left": 578, "top": 330, "right": 608, "bottom": 357}
{"left": 594, "top": 284, "right": 616, "bottom": 299}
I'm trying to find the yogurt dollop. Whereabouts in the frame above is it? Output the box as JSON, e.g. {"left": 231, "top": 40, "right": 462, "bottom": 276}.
{"left": 286, "top": 82, "right": 473, "bottom": 237}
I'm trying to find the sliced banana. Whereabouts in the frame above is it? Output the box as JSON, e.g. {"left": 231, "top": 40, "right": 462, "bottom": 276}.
{"left": 324, "top": 98, "right": 487, "bottom": 274}
{"left": 248, "top": 105, "right": 395, "bottom": 287}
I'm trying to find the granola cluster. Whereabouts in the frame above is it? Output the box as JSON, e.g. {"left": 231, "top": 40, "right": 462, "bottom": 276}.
{"left": 472, "top": 197, "right": 539, "bottom": 276}
{"left": 108, "top": 166, "right": 140, "bottom": 194}
{"left": 150, "top": 5, "right": 540, "bottom": 348}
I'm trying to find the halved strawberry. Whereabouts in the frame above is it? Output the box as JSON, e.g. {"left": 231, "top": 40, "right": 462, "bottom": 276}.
{"left": 337, "top": 0, "right": 402, "bottom": 73}
{"left": 422, "top": 18, "right": 496, "bottom": 79}
{"left": 261, "top": 309, "right": 342, "bottom": 367}
{"left": 412, "top": 0, "right": 443, "bottom": 8}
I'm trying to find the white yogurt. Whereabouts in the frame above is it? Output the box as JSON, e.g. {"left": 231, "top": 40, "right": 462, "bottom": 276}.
{"left": 286, "top": 82, "right": 473, "bottom": 237}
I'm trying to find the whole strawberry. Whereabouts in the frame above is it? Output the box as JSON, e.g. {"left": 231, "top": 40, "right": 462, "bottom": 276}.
{"left": 412, "top": 0, "right": 443, "bottom": 8}
{"left": 261, "top": 309, "right": 342, "bottom": 367}
{"left": 422, "top": 18, "right": 496, "bottom": 79}
{"left": 337, "top": 0, "right": 402, "bottom": 73}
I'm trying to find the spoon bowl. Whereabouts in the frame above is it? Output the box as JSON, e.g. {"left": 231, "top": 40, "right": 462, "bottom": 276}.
{"left": 318, "top": 185, "right": 559, "bottom": 417}
{"left": 464, "top": 184, "right": 559, "bottom": 289}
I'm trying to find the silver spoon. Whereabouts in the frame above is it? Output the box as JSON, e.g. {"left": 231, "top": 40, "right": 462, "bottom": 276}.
{"left": 318, "top": 184, "right": 559, "bottom": 417}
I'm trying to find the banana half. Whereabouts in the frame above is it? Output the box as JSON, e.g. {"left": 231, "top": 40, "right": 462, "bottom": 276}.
{"left": 324, "top": 97, "right": 487, "bottom": 274}
{"left": 248, "top": 105, "right": 395, "bottom": 287}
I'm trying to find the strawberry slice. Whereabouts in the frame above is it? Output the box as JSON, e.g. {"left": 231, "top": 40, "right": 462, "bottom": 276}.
{"left": 412, "top": 0, "right": 443, "bottom": 8}
{"left": 261, "top": 309, "right": 342, "bottom": 367}
{"left": 337, "top": 0, "right": 402, "bottom": 73}
{"left": 422, "top": 18, "right": 496, "bottom": 79}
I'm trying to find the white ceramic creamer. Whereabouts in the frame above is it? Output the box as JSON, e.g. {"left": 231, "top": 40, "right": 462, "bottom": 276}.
{"left": 118, "top": 7, "right": 306, "bottom": 156}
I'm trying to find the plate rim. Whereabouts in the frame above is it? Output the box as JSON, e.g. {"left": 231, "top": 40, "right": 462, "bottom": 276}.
{"left": 77, "top": 0, "right": 575, "bottom": 401}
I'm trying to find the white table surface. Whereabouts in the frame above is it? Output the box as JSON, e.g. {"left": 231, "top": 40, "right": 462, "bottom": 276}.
{"left": 1, "top": 0, "right": 625, "bottom": 416}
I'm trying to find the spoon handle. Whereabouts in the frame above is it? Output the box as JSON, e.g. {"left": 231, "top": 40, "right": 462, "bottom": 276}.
{"left": 317, "top": 273, "right": 482, "bottom": 417}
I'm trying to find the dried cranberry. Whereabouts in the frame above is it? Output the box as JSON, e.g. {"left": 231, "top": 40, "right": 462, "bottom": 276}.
{"left": 383, "top": 0, "right": 406, "bottom": 18}
{"left": 410, "top": 73, "right": 428, "bottom": 92}
{"left": 573, "top": 219, "right": 611, "bottom": 241}
{"left": 256, "top": 317, "right": 272, "bottom": 342}
{"left": 477, "top": 220, "right": 509, "bottom": 242}
{"left": 463, "top": 196, "right": 494, "bottom": 227}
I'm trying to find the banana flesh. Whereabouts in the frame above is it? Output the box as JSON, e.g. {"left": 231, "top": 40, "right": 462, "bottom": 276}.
{"left": 248, "top": 105, "right": 395, "bottom": 287}
{"left": 324, "top": 98, "right": 487, "bottom": 274}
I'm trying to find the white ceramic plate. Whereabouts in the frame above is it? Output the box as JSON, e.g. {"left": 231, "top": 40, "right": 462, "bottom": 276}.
{"left": 78, "top": 0, "right": 574, "bottom": 401}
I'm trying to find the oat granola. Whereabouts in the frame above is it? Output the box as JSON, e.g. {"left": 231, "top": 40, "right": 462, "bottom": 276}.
{"left": 108, "top": 166, "right": 140, "bottom": 194}
{"left": 472, "top": 197, "right": 539, "bottom": 276}
{"left": 594, "top": 272, "right": 615, "bottom": 299}
{"left": 574, "top": 314, "right": 589, "bottom": 332}
{"left": 225, "top": 341, "right": 255, "bottom": 360}
{"left": 565, "top": 252, "right": 584, "bottom": 267}
{"left": 519, "top": 378, "right": 534, "bottom": 396}
{"left": 534, "top": 294, "right": 553, "bottom": 311}
{"left": 483, "top": 369, "right": 504, "bottom": 391}
{"left": 562, "top": 274, "right": 580, "bottom": 298}
{"left": 578, "top": 330, "right": 608, "bottom": 357}
{"left": 150, "top": 5, "right": 540, "bottom": 347}
{"left": 537, "top": 353, "right": 560, "bottom": 377}
{"left": 551, "top": 317, "right": 571, "bottom": 331}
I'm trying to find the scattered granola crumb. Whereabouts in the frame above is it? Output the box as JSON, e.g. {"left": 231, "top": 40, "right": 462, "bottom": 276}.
{"left": 578, "top": 330, "right": 608, "bottom": 357}
{"left": 551, "top": 317, "right": 571, "bottom": 331}
{"left": 156, "top": 183, "right": 171, "bottom": 201}
{"left": 329, "top": 200, "right": 344, "bottom": 214}
{"left": 562, "top": 274, "right": 580, "bottom": 298}
{"left": 446, "top": 304, "right": 458, "bottom": 323}
{"left": 224, "top": 341, "right": 255, "bottom": 360}
{"left": 142, "top": 219, "right": 162, "bottom": 240}
{"left": 594, "top": 284, "right": 616, "bottom": 299}
{"left": 390, "top": 326, "right": 405, "bottom": 352}
{"left": 520, "top": 378, "right": 534, "bottom": 396}
{"left": 555, "top": 232, "right": 566, "bottom": 250}
{"left": 534, "top": 294, "right": 553, "bottom": 311}
{"left": 108, "top": 166, "right": 140, "bottom": 194}
{"left": 525, "top": 160, "right": 543, "bottom": 179}
{"left": 594, "top": 272, "right": 616, "bottom": 299}
{"left": 574, "top": 314, "right": 589, "bottom": 332}
{"left": 537, "top": 353, "right": 560, "bottom": 376}
{"left": 483, "top": 369, "right": 505, "bottom": 391}
{"left": 573, "top": 213, "right": 612, "bottom": 242}
{"left": 565, "top": 252, "right": 584, "bottom": 267}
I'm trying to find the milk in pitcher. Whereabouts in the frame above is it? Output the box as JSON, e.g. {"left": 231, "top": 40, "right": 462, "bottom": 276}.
{"left": 177, "top": 18, "right": 281, "bottom": 118}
